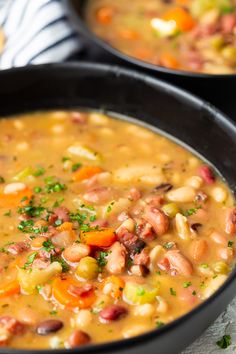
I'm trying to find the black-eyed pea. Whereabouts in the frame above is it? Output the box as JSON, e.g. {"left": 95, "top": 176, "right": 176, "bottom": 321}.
{"left": 133, "top": 304, "right": 155, "bottom": 317}
{"left": 167, "top": 186, "right": 196, "bottom": 203}
{"left": 156, "top": 296, "right": 169, "bottom": 314}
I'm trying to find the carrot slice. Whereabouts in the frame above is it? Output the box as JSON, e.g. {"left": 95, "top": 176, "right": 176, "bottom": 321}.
{"left": 0, "top": 280, "right": 20, "bottom": 298}
{"left": 52, "top": 277, "right": 96, "bottom": 309}
{"left": 81, "top": 228, "right": 116, "bottom": 247}
{"left": 163, "top": 7, "right": 195, "bottom": 32}
{"left": 160, "top": 52, "right": 180, "bottom": 69}
{"left": 96, "top": 7, "right": 114, "bottom": 24}
{"left": 101, "top": 276, "right": 125, "bottom": 299}
{"left": 0, "top": 187, "right": 32, "bottom": 208}
{"left": 72, "top": 166, "right": 103, "bottom": 182}
{"left": 118, "top": 29, "right": 139, "bottom": 40}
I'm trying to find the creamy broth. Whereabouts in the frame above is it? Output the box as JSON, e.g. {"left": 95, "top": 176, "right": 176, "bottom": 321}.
{"left": 86, "top": 0, "right": 236, "bottom": 74}
{"left": 0, "top": 111, "right": 235, "bottom": 349}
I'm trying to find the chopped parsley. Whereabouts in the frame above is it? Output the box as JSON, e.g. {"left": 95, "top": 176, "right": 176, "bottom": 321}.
{"left": 4, "top": 210, "right": 11, "bottom": 217}
{"left": 49, "top": 310, "right": 58, "bottom": 315}
{"left": 50, "top": 255, "right": 69, "bottom": 273}
{"left": 228, "top": 241, "right": 234, "bottom": 248}
{"left": 106, "top": 201, "right": 115, "bottom": 213}
{"left": 200, "top": 263, "right": 209, "bottom": 269}
{"left": 216, "top": 335, "right": 231, "bottom": 349}
{"left": 170, "top": 288, "right": 176, "bottom": 296}
{"left": 42, "top": 240, "right": 55, "bottom": 252}
{"left": 156, "top": 321, "right": 165, "bottom": 328}
{"left": 33, "top": 167, "right": 45, "bottom": 177}
{"left": 53, "top": 197, "right": 65, "bottom": 208}
{"left": 18, "top": 201, "right": 45, "bottom": 218}
{"left": 89, "top": 215, "right": 96, "bottom": 222}
{"left": 136, "top": 287, "right": 145, "bottom": 296}
{"left": 183, "top": 281, "right": 192, "bottom": 288}
{"left": 18, "top": 219, "right": 48, "bottom": 234}
{"left": 62, "top": 156, "right": 71, "bottom": 162}
{"left": 0, "top": 176, "right": 5, "bottom": 184}
{"left": 44, "top": 176, "right": 66, "bottom": 193}
{"left": 71, "top": 163, "right": 82, "bottom": 172}
{"left": 163, "top": 242, "right": 175, "bottom": 250}
{"left": 221, "top": 6, "right": 233, "bottom": 14}
{"left": 183, "top": 206, "right": 201, "bottom": 217}
{"left": 22, "top": 252, "right": 38, "bottom": 269}
{"left": 34, "top": 186, "right": 42, "bottom": 194}
{"left": 97, "top": 251, "right": 109, "bottom": 267}
{"left": 192, "top": 290, "right": 197, "bottom": 296}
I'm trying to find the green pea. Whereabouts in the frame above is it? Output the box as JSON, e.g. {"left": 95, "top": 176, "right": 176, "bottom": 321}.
{"left": 76, "top": 256, "right": 99, "bottom": 280}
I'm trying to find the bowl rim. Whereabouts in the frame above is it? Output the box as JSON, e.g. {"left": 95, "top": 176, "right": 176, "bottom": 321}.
{"left": 0, "top": 62, "right": 236, "bottom": 353}
{"left": 69, "top": 1, "right": 236, "bottom": 79}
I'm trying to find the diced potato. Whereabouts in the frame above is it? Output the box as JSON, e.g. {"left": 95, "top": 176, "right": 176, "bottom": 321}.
{"left": 18, "top": 262, "right": 62, "bottom": 294}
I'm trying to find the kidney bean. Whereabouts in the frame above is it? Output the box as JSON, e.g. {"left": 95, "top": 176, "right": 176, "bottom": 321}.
{"left": 143, "top": 206, "right": 169, "bottom": 236}
{"left": 67, "top": 330, "right": 90, "bottom": 348}
{"left": 36, "top": 320, "right": 63, "bottom": 336}
{"left": 99, "top": 305, "right": 128, "bottom": 322}
{"left": 199, "top": 165, "right": 215, "bottom": 184}
{"left": 224, "top": 208, "right": 236, "bottom": 235}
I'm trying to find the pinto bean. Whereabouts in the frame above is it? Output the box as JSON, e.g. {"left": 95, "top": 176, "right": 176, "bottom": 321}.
{"left": 99, "top": 305, "right": 128, "bottom": 322}
{"left": 224, "top": 208, "right": 236, "bottom": 235}
{"left": 36, "top": 320, "right": 63, "bottom": 336}
{"left": 135, "top": 218, "right": 154, "bottom": 240}
{"left": 190, "top": 239, "right": 208, "bottom": 262}
{"left": 198, "top": 165, "right": 215, "bottom": 184}
{"left": 143, "top": 206, "right": 169, "bottom": 236}
{"left": 83, "top": 187, "right": 112, "bottom": 204}
{"left": 67, "top": 330, "right": 90, "bottom": 348}
{"left": 63, "top": 243, "right": 90, "bottom": 263}
{"left": 165, "top": 250, "right": 193, "bottom": 276}
{"left": 106, "top": 242, "right": 126, "bottom": 275}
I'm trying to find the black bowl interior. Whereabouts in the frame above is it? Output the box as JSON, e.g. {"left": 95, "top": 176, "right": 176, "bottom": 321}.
{"left": 68, "top": 0, "right": 236, "bottom": 117}
{"left": 0, "top": 63, "right": 236, "bottom": 354}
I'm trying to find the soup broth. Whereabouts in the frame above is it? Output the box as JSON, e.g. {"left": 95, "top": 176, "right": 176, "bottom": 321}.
{"left": 0, "top": 111, "right": 235, "bottom": 349}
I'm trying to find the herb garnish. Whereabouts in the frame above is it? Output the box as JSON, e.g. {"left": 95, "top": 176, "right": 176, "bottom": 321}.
{"left": 156, "top": 321, "right": 165, "bottom": 328}
{"left": 216, "top": 335, "right": 231, "bottom": 349}
{"left": 22, "top": 252, "right": 38, "bottom": 269}
{"left": 71, "top": 163, "right": 82, "bottom": 172}
{"left": 183, "top": 206, "right": 201, "bottom": 217}
{"left": 97, "top": 251, "right": 109, "bottom": 267}
{"left": 183, "top": 281, "right": 192, "bottom": 288}
{"left": 170, "top": 288, "right": 176, "bottom": 296}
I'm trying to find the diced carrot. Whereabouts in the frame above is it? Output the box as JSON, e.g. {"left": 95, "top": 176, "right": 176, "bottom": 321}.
{"left": 160, "top": 52, "right": 180, "bottom": 69}
{"left": 0, "top": 188, "right": 32, "bottom": 208}
{"left": 96, "top": 6, "right": 114, "bottom": 24}
{"left": 52, "top": 277, "right": 96, "bottom": 309}
{"left": 163, "top": 7, "right": 195, "bottom": 32}
{"left": 101, "top": 276, "right": 125, "bottom": 299}
{"left": 81, "top": 228, "right": 117, "bottom": 247}
{"left": 56, "top": 222, "right": 73, "bottom": 232}
{"left": 72, "top": 166, "right": 103, "bottom": 182}
{"left": 118, "top": 29, "right": 139, "bottom": 40}
{"left": 0, "top": 280, "right": 20, "bottom": 298}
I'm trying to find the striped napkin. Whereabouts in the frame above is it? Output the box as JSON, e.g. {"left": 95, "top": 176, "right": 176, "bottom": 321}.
{"left": 0, "top": 0, "right": 82, "bottom": 69}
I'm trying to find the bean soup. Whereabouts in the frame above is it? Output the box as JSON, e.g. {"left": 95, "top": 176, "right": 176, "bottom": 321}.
{"left": 86, "top": 0, "right": 236, "bottom": 74}
{"left": 0, "top": 111, "right": 235, "bottom": 349}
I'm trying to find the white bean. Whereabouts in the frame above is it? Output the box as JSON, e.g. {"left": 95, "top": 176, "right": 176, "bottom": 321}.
{"left": 75, "top": 310, "right": 92, "bottom": 328}
{"left": 133, "top": 304, "right": 154, "bottom": 317}
{"left": 156, "top": 296, "right": 169, "bottom": 314}
{"left": 167, "top": 186, "right": 196, "bottom": 203}
{"left": 4, "top": 182, "right": 26, "bottom": 194}
{"left": 185, "top": 176, "right": 203, "bottom": 189}
{"left": 175, "top": 213, "right": 191, "bottom": 241}
{"left": 211, "top": 187, "right": 227, "bottom": 203}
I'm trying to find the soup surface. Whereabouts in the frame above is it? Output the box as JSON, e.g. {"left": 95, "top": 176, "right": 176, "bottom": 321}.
{"left": 86, "top": 0, "right": 236, "bottom": 74}
{"left": 0, "top": 111, "right": 235, "bottom": 349}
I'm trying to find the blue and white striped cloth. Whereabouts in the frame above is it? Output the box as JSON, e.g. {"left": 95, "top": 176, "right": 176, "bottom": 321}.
{"left": 0, "top": 0, "right": 82, "bottom": 69}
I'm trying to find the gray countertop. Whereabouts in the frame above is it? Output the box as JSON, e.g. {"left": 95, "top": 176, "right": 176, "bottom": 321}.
{"left": 182, "top": 297, "right": 236, "bottom": 354}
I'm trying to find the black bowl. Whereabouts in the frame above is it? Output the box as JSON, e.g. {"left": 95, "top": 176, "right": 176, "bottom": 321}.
{"left": 68, "top": 0, "right": 236, "bottom": 116}
{"left": 0, "top": 63, "right": 235, "bottom": 354}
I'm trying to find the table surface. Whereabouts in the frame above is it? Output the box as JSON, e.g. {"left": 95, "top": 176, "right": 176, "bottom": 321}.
{"left": 77, "top": 40, "right": 236, "bottom": 354}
